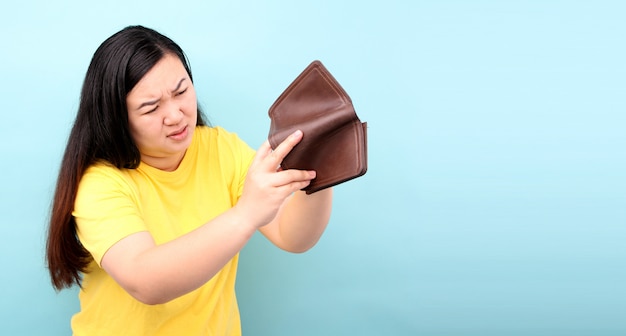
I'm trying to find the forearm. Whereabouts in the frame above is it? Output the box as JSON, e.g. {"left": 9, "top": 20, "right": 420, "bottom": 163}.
{"left": 104, "top": 209, "right": 256, "bottom": 305}
{"left": 264, "top": 188, "right": 333, "bottom": 253}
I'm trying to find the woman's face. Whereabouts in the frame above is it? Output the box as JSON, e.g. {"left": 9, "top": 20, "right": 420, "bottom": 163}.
{"left": 126, "top": 54, "right": 198, "bottom": 171}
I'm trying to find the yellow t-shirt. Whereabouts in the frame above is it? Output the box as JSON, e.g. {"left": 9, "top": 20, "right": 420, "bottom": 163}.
{"left": 72, "top": 126, "right": 255, "bottom": 336}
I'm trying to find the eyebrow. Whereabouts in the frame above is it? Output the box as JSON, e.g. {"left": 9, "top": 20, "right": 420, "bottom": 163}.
{"left": 137, "top": 78, "right": 187, "bottom": 110}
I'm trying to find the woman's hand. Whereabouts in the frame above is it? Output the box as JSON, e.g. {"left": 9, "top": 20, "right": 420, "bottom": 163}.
{"left": 234, "top": 130, "right": 316, "bottom": 230}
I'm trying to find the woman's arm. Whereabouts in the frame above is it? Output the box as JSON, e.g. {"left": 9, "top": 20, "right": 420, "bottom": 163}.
{"left": 101, "top": 211, "right": 257, "bottom": 305}
{"left": 259, "top": 188, "right": 332, "bottom": 253}
{"left": 101, "top": 130, "right": 316, "bottom": 305}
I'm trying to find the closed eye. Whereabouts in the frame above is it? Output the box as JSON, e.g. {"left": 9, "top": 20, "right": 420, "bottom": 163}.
{"left": 145, "top": 105, "right": 158, "bottom": 114}
{"left": 176, "top": 88, "right": 188, "bottom": 96}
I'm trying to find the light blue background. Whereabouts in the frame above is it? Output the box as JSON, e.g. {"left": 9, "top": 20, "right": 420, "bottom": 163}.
{"left": 1, "top": 1, "right": 624, "bottom": 335}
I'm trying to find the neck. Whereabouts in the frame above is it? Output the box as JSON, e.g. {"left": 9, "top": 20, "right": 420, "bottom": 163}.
{"left": 141, "top": 150, "right": 186, "bottom": 171}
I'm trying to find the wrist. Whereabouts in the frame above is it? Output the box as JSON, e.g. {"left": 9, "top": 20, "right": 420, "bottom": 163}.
{"left": 229, "top": 204, "right": 261, "bottom": 236}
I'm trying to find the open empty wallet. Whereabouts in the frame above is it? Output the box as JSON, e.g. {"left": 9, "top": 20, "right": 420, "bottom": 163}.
{"left": 268, "top": 60, "right": 368, "bottom": 194}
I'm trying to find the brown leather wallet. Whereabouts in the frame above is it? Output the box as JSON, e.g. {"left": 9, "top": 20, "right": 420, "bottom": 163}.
{"left": 268, "top": 60, "right": 367, "bottom": 194}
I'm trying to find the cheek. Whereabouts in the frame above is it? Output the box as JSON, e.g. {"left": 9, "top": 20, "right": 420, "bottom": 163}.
{"left": 184, "top": 100, "right": 197, "bottom": 113}
{"left": 127, "top": 118, "right": 142, "bottom": 142}
{"left": 128, "top": 116, "right": 158, "bottom": 145}
{"left": 183, "top": 92, "right": 198, "bottom": 116}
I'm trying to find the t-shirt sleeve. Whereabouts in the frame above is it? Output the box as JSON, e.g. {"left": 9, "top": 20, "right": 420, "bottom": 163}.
{"left": 73, "top": 164, "right": 147, "bottom": 266}
{"left": 213, "top": 127, "right": 256, "bottom": 205}
{"left": 234, "top": 138, "right": 255, "bottom": 201}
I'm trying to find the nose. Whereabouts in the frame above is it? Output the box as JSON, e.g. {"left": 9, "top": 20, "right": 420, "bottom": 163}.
{"left": 163, "top": 102, "right": 184, "bottom": 125}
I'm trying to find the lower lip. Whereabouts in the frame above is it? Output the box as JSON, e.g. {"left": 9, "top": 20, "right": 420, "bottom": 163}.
{"left": 168, "top": 126, "right": 188, "bottom": 141}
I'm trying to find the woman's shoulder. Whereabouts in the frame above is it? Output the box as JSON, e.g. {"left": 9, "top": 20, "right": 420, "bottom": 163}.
{"left": 84, "top": 160, "right": 122, "bottom": 177}
{"left": 194, "top": 125, "right": 250, "bottom": 149}
{"left": 195, "top": 125, "right": 237, "bottom": 138}
{"left": 80, "top": 161, "right": 136, "bottom": 190}
{"left": 75, "top": 161, "right": 140, "bottom": 208}
{"left": 192, "top": 126, "right": 255, "bottom": 170}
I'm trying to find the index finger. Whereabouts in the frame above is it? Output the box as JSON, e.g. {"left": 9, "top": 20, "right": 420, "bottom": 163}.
{"left": 268, "top": 130, "right": 303, "bottom": 166}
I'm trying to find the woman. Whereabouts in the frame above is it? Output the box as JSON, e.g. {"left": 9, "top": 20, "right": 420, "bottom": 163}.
{"left": 46, "top": 25, "right": 332, "bottom": 335}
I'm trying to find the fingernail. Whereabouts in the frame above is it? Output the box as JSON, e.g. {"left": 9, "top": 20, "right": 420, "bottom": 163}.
{"left": 309, "top": 171, "right": 316, "bottom": 178}
{"left": 292, "top": 130, "right": 303, "bottom": 138}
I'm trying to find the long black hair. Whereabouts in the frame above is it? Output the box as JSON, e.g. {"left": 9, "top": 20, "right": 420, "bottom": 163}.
{"left": 46, "top": 25, "right": 208, "bottom": 290}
